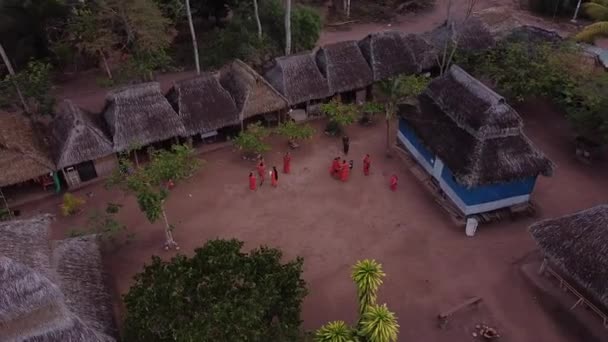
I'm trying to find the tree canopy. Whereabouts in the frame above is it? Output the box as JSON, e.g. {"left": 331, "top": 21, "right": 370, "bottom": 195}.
{"left": 123, "top": 239, "right": 308, "bottom": 341}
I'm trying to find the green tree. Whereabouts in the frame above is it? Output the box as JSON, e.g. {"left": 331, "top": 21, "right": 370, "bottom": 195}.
{"left": 290, "top": 5, "right": 322, "bottom": 52}
{"left": 315, "top": 260, "right": 399, "bottom": 342}
{"left": 0, "top": 59, "right": 54, "bottom": 113}
{"left": 575, "top": 0, "right": 608, "bottom": 42}
{"left": 123, "top": 239, "right": 308, "bottom": 341}
{"left": 233, "top": 122, "right": 272, "bottom": 156}
{"left": 276, "top": 120, "right": 315, "bottom": 145}
{"left": 321, "top": 99, "right": 358, "bottom": 136}
{"left": 108, "top": 145, "right": 201, "bottom": 250}
{"left": 377, "top": 75, "right": 429, "bottom": 156}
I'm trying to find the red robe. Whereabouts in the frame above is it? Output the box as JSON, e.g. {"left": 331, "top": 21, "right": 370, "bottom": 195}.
{"left": 330, "top": 160, "right": 340, "bottom": 177}
{"left": 363, "top": 156, "right": 371, "bottom": 176}
{"left": 257, "top": 163, "right": 266, "bottom": 184}
{"left": 283, "top": 155, "right": 291, "bottom": 174}
{"left": 390, "top": 175, "right": 398, "bottom": 191}
{"left": 340, "top": 163, "right": 350, "bottom": 182}
{"left": 249, "top": 175, "right": 257, "bottom": 190}
{"left": 271, "top": 170, "right": 278, "bottom": 187}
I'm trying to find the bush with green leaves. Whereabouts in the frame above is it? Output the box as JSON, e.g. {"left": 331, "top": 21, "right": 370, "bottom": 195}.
{"left": 321, "top": 100, "right": 358, "bottom": 135}
{"left": 123, "top": 239, "right": 308, "bottom": 342}
{"left": 276, "top": 120, "right": 316, "bottom": 142}
{"left": 0, "top": 59, "right": 54, "bottom": 113}
{"left": 233, "top": 122, "right": 272, "bottom": 155}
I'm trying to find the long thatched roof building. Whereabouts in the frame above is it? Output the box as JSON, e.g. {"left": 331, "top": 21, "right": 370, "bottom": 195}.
{"left": 314, "top": 40, "right": 373, "bottom": 95}
{"left": 50, "top": 100, "right": 114, "bottom": 169}
{"left": 358, "top": 31, "right": 420, "bottom": 81}
{"left": 167, "top": 73, "right": 240, "bottom": 135}
{"left": 263, "top": 52, "right": 331, "bottom": 105}
{"left": 529, "top": 205, "right": 608, "bottom": 310}
{"left": 103, "top": 82, "right": 186, "bottom": 151}
{"left": 0, "top": 215, "right": 116, "bottom": 341}
{"left": 219, "top": 59, "right": 288, "bottom": 120}
{"left": 397, "top": 65, "right": 552, "bottom": 216}
{"left": 0, "top": 113, "right": 55, "bottom": 187}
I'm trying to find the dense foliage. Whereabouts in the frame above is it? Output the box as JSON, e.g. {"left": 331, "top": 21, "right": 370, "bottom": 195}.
{"left": 123, "top": 239, "right": 308, "bottom": 341}
{"left": 575, "top": 0, "right": 608, "bottom": 42}
{"left": 276, "top": 120, "right": 316, "bottom": 141}
{"left": 232, "top": 122, "right": 272, "bottom": 155}
{"left": 0, "top": 59, "right": 54, "bottom": 113}
{"left": 321, "top": 99, "right": 358, "bottom": 135}
{"left": 457, "top": 41, "right": 608, "bottom": 143}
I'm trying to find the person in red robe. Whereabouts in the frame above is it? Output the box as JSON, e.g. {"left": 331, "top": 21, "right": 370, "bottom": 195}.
{"left": 257, "top": 159, "right": 266, "bottom": 186}
{"left": 271, "top": 166, "right": 279, "bottom": 187}
{"left": 249, "top": 172, "right": 257, "bottom": 191}
{"left": 363, "top": 154, "right": 371, "bottom": 176}
{"left": 283, "top": 152, "right": 291, "bottom": 174}
{"left": 330, "top": 157, "right": 341, "bottom": 178}
{"left": 340, "top": 160, "right": 350, "bottom": 182}
{"left": 390, "top": 174, "right": 398, "bottom": 191}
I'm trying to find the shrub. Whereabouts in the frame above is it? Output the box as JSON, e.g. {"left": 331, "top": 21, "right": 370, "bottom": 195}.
{"left": 233, "top": 122, "right": 271, "bottom": 155}
{"left": 60, "top": 193, "right": 86, "bottom": 216}
{"left": 276, "top": 120, "right": 316, "bottom": 141}
{"left": 321, "top": 99, "right": 358, "bottom": 135}
{"left": 0, "top": 59, "right": 54, "bottom": 113}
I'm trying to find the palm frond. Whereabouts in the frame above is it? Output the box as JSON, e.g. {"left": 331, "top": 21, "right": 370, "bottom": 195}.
{"left": 314, "top": 321, "right": 356, "bottom": 342}
{"left": 359, "top": 304, "right": 400, "bottom": 342}
{"left": 583, "top": 2, "right": 608, "bottom": 21}
{"left": 351, "top": 259, "right": 386, "bottom": 314}
{"left": 575, "top": 21, "right": 608, "bottom": 42}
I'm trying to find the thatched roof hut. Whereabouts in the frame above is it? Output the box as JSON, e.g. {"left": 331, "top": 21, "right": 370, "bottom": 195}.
{"left": 219, "top": 59, "right": 288, "bottom": 120}
{"left": 358, "top": 31, "right": 420, "bottom": 81}
{"left": 0, "top": 113, "right": 55, "bottom": 187}
{"left": 402, "top": 33, "right": 438, "bottom": 71}
{"left": 263, "top": 52, "right": 331, "bottom": 105}
{"left": 50, "top": 100, "right": 114, "bottom": 169}
{"left": 427, "top": 17, "right": 495, "bottom": 54}
{"left": 314, "top": 40, "right": 373, "bottom": 94}
{"left": 402, "top": 65, "right": 552, "bottom": 187}
{"left": 0, "top": 215, "right": 116, "bottom": 341}
{"left": 103, "top": 82, "right": 186, "bottom": 151}
{"left": 167, "top": 73, "right": 240, "bottom": 135}
{"left": 529, "top": 205, "right": 608, "bottom": 310}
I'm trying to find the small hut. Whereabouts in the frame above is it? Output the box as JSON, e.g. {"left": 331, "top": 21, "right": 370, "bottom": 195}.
{"left": 263, "top": 52, "right": 331, "bottom": 111}
{"left": 103, "top": 82, "right": 186, "bottom": 152}
{"left": 0, "top": 113, "right": 56, "bottom": 200}
{"left": 219, "top": 59, "right": 289, "bottom": 126}
{"left": 529, "top": 205, "right": 608, "bottom": 317}
{"left": 314, "top": 40, "right": 373, "bottom": 103}
{"left": 167, "top": 73, "right": 240, "bottom": 138}
{"left": 427, "top": 17, "right": 496, "bottom": 54}
{"left": 50, "top": 100, "right": 116, "bottom": 189}
{"left": 358, "top": 31, "right": 420, "bottom": 81}
{"left": 0, "top": 215, "right": 116, "bottom": 341}
{"left": 398, "top": 65, "right": 552, "bottom": 216}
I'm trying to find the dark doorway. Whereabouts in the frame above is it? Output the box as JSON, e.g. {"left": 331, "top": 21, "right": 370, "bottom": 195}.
{"left": 76, "top": 161, "right": 98, "bottom": 182}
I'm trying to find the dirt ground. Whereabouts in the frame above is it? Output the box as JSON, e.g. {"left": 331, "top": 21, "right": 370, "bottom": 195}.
{"left": 18, "top": 100, "right": 608, "bottom": 342}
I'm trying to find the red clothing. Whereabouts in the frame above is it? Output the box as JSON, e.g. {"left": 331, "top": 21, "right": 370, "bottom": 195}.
{"left": 257, "top": 163, "right": 266, "bottom": 184}
{"left": 271, "top": 170, "right": 278, "bottom": 187}
{"left": 390, "top": 175, "right": 398, "bottom": 191}
{"left": 249, "top": 175, "right": 257, "bottom": 190}
{"left": 340, "top": 163, "right": 350, "bottom": 182}
{"left": 330, "top": 160, "right": 340, "bottom": 177}
{"left": 283, "top": 155, "right": 291, "bottom": 174}
{"left": 363, "top": 156, "right": 371, "bottom": 176}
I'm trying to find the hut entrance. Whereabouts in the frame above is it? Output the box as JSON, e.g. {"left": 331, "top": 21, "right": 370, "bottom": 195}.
{"left": 63, "top": 161, "right": 98, "bottom": 188}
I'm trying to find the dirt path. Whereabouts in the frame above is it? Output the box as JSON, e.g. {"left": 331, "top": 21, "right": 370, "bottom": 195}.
{"left": 22, "top": 100, "right": 608, "bottom": 341}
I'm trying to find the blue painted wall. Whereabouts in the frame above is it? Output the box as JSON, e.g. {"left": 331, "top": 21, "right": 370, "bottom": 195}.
{"left": 399, "top": 118, "right": 434, "bottom": 166}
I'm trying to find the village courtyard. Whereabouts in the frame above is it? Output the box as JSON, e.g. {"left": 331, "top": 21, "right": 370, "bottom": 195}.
{"left": 15, "top": 100, "right": 608, "bottom": 342}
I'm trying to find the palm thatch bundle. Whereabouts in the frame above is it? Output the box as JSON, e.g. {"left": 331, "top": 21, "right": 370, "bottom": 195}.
{"left": 529, "top": 205, "right": 608, "bottom": 310}
{"left": 0, "top": 215, "right": 116, "bottom": 341}
{"left": 263, "top": 52, "right": 331, "bottom": 105}
{"left": 167, "top": 73, "right": 240, "bottom": 135}
{"left": 358, "top": 31, "right": 420, "bottom": 81}
{"left": 0, "top": 113, "right": 55, "bottom": 187}
{"left": 428, "top": 17, "right": 496, "bottom": 54}
{"left": 219, "top": 59, "right": 288, "bottom": 120}
{"left": 314, "top": 40, "right": 373, "bottom": 95}
{"left": 103, "top": 82, "right": 186, "bottom": 152}
{"left": 400, "top": 65, "right": 553, "bottom": 187}
{"left": 50, "top": 100, "right": 114, "bottom": 169}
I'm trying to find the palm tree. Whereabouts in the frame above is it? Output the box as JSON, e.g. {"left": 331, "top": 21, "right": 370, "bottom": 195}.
{"left": 575, "top": 0, "right": 608, "bottom": 42}
{"left": 359, "top": 304, "right": 399, "bottom": 342}
{"left": 377, "top": 75, "right": 429, "bottom": 157}
{"left": 314, "top": 321, "right": 356, "bottom": 342}
{"left": 185, "top": 0, "right": 200, "bottom": 74}
{"left": 351, "top": 259, "right": 385, "bottom": 315}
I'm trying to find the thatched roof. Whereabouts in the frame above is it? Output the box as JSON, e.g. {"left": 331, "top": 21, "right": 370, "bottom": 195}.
{"left": 501, "top": 25, "right": 563, "bottom": 45}
{"left": 0, "top": 215, "right": 116, "bottom": 341}
{"left": 50, "top": 100, "right": 114, "bottom": 169}
{"left": 167, "top": 73, "right": 240, "bottom": 135}
{"left": 427, "top": 17, "right": 495, "bottom": 54}
{"left": 103, "top": 82, "right": 186, "bottom": 151}
{"left": 401, "top": 65, "right": 553, "bottom": 187}
{"left": 263, "top": 52, "right": 331, "bottom": 105}
{"left": 529, "top": 205, "right": 608, "bottom": 310}
{"left": 314, "top": 40, "right": 373, "bottom": 94}
{"left": 358, "top": 31, "right": 419, "bottom": 81}
{"left": 0, "top": 113, "right": 55, "bottom": 187}
{"left": 219, "top": 59, "right": 288, "bottom": 120}
{"left": 402, "top": 33, "right": 438, "bottom": 71}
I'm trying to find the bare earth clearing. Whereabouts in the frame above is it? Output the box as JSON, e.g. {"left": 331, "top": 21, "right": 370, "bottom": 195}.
{"left": 19, "top": 100, "right": 608, "bottom": 342}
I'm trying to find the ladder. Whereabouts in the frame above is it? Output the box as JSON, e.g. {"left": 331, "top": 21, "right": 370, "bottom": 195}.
{"left": 0, "top": 187, "right": 12, "bottom": 220}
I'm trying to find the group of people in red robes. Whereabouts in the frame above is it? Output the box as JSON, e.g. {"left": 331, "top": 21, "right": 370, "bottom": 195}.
{"left": 249, "top": 152, "right": 291, "bottom": 191}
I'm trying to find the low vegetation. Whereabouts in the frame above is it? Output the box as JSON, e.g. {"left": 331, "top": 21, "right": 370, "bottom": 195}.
{"left": 232, "top": 122, "right": 272, "bottom": 156}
